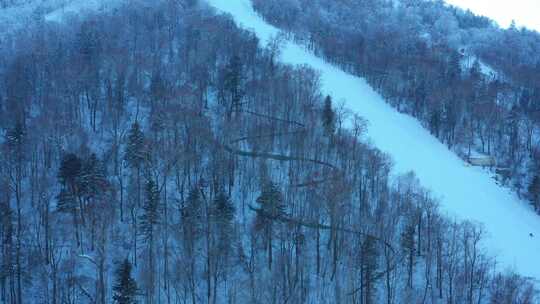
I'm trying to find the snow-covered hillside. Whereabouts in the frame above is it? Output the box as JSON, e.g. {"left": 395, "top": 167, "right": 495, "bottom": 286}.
{"left": 206, "top": 0, "right": 540, "bottom": 280}
{"left": 445, "top": 0, "right": 540, "bottom": 32}
{"left": 0, "top": 0, "right": 121, "bottom": 35}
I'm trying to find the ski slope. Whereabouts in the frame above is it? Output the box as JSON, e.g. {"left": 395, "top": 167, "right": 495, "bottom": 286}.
{"left": 206, "top": 0, "right": 540, "bottom": 280}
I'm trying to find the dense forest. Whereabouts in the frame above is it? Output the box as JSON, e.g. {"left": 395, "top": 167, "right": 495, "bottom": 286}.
{"left": 0, "top": 0, "right": 538, "bottom": 303}
{"left": 252, "top": 0, "right": 540, "bottom": 212}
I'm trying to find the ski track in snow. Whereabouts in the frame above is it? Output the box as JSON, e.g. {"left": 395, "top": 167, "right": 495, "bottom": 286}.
{"left": 206, "top": 0, "right": 540, "bottom": 280}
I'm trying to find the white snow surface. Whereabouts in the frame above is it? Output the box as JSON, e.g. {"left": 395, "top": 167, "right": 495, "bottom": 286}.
{"left": 206, "top": 0, "right": 540, "bottom": 280}
{"left": 445, "top": 0, "right": 540, "bottom": 32}
{"left": 460, "top": 52, "right": 499, "bottom": 80}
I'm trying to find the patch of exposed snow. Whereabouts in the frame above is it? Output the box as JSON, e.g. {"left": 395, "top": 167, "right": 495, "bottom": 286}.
{"left": 460, "top": 52, "right": 498, "bottom": 80}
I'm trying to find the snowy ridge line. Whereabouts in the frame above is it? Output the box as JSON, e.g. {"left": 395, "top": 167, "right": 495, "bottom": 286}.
{"left": 206, "top": 0, "right": 540, "bottom": 280}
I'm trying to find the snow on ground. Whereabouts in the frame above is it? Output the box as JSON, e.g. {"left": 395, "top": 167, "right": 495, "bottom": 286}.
{"left": 206, "top": 0, "right": 540, "bottom": 280}
{"left": 3, "top": 0, "right": 539, "bottom": 281}
{"left": 460, "top": 52, "right": 499, "bottom": 80}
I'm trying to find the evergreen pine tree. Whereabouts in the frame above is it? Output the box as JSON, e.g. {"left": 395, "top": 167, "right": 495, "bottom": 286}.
{"left": 181, "top": 187, "right": 203, "bottom": 252}
{"left": 183, "top": 187, "right": 203, "bottom": 227}
{"left": 211, "top": 191, "right": 235, "bottom": 251}
{"left": 58, "top": 153, "right": 83, "bottom": 188}
{"left": 57, "top": 152, "right": 85, "bottom": 246}
{"left": 139, "top": 179, "right": 160, "bottom": 241}
{"left": 57, "top": 153, "right": 83, "bottom": 212}
{"left": 80, "top": 153, "right": 108, "bottom": 203}
{"left": 322, "top": 95, "right": 336, "bottom": 136}
{"left": 255, "top": 181, "right": 286, "bottom": 269}
{"left": 124, "top": 122, "right": 147, "bottom": 170}
{"left": 124, "top": 121, "right": 148, "bottom": 233}
{"left": 256, "top": 181, "right": 286, "bottom": 220}
{"left": 429, "top": 108, "right": 441, "bottom": 138}
{"left": 56, "top": 188, "right": 77, "bottom": 213}
{"left": 138, "top": 179, "right": 159, "bottom": 302}
{"left": 223, "top": 55, "right": 243, "bottom": 116}
{"left": 528, "top": 175, "right": 540, "bottom": 212}
{"left": 112, "top": 259, "right": 138, "bottom": 304}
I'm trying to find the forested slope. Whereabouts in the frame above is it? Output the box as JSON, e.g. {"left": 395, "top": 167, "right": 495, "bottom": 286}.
{"left": 207, "top": 0, "right": 540, "bottom": 280}
{"left": 0, "top": 0, "right": 538, "bottom": 304}
{"left": 251, "top": 0, "right": 540, "bottom": 208}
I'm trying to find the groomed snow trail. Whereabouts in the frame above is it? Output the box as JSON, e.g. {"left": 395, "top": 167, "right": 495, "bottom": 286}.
{"left": 206, "top": 0, "right": 540, "bottom": 280}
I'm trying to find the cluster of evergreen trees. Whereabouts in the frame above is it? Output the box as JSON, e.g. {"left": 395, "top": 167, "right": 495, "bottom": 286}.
{"left": 0, "top": 0, "right": 537, "bottom": 303}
